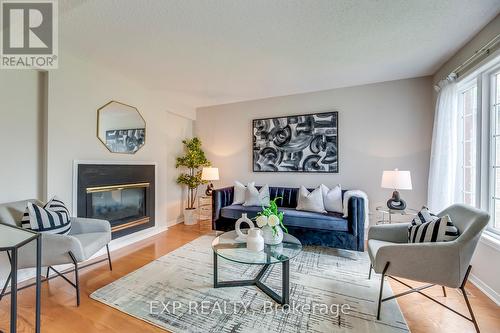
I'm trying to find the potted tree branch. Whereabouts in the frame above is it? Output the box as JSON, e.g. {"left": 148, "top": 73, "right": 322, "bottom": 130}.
{"left": 176, "top": 137, "right": 210, "bottom": 225}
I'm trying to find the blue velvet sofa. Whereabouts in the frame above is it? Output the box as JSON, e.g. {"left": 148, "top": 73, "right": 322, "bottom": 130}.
{"left": 212, "top": 186, "right": 365, "bottom": 251}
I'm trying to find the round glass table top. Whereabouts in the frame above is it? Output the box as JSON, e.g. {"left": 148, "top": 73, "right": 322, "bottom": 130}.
{"left": 211, "top": 229, "right": 303, "bottom": 265}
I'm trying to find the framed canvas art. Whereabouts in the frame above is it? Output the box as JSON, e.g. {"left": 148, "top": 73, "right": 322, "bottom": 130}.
{"left": 253, "top": 112, "right": 338, "bottom": 173}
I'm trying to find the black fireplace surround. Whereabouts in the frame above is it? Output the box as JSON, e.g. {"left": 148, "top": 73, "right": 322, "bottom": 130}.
{"left": 77, "top": 164, "right": 155, "bottom": 239}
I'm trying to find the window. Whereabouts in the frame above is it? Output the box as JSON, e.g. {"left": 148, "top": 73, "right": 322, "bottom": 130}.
{"left": 454, "top": 55, "right": 500, "bottom": 236}
{"left": 458, "top": 82, "right": 477, "bottom": 206}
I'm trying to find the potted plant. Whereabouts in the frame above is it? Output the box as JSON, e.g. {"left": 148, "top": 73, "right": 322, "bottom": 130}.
{"left": 176, "top": 137, "right": 210, "bottom": 225}
{"left": 255, "top": 197, "right": 288, "bottom": 245}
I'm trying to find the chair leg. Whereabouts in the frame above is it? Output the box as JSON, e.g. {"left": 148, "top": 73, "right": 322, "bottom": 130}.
{"left": 368, "top": 264, "right": 372, "bottom": 279}
{"left": 461, "top": 266, "right": 480, "bottom": 333}
{"left": 0, "top": 271, "right": 12, "bottom": 301}
{"left": 442, "top": 286, "right": 447, "bottom": 297}
{"left": 1, "top": 251, "right": 12, "bottom": 301}
{"left": 68, "top": 252, "right": 80, "bottom": 307}
{"left": 106, "top": 244, "right": 113, "bottom": 271}
{"left": 376, "top": 262, "right": 390, "bottom": 320}
{"left": 46, "top": 267, "right": 50, "bottom": 279}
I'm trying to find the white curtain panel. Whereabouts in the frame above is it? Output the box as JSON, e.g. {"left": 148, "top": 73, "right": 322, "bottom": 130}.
{"left": 428, "top": 79, "right": 461, "bottom": 212}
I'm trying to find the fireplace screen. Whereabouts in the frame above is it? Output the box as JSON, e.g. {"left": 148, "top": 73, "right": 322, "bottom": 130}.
{"left": 86, "top": 183, "right": 150, "bottom": 233}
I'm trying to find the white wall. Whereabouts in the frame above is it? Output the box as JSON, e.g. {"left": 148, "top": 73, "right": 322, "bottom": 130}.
{"left": 196, "top": 76, "right": 434, "bottom": 222}
{"left": 0, "top": 70, "right": 44, "bottom": 202}
{"left": 47, "top": 53, "right": 193, "bottom": 228}
{"left": 0, "top": 70, "right": 45, "bottom": 287}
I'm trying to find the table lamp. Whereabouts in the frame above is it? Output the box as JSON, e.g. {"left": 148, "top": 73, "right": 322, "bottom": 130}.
{"left": 381, "top": 169, "right": 412, "bottom": 210}
{"left": 201, "top": 167, "right": 219, "bottom": 196}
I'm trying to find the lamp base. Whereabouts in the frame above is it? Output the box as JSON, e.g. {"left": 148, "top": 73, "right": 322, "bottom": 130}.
{"left": 387, "top": 190, "right": 406, "bottom": 210}
{"left": 205, "top": 183, "right": 214, "bottom": 196}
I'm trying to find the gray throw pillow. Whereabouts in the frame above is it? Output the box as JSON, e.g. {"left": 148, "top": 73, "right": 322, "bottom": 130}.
{"left": 296, "top": 186, "right": 326, "bottom": 213}
{"left": 320, "top": 184, "right": 343, "bottom": 213}
{"left": 243, "top": 183, "right": 270, "bottom": 207}
{"left": 233, "top": 181, "right": 254, "bottom": 205}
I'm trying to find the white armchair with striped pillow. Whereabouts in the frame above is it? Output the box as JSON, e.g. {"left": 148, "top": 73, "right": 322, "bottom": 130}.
{"left": 0, "top": 199, "right": 112, "bottom": 306}
{"left": 367, "top": 204, "right": 489, "bottom": 332}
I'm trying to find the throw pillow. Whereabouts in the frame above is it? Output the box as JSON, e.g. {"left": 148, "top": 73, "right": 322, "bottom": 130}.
{"left": 296, "top": 186, "right": 326, "bottom": 213}
{"left": 243, "top": 183, "right": 270, "bottom": 207}
{"left": 408, "top": 207, "right": 459, "bottom": 243}
{"left": 45, "top": 196, "right": 71, "bottom": 220}
{"left": 320, "top": 184, "right": 343, "bottom": 213}
{"left": 21, "top": 198, "right": 72, "bottom": 235}
{"left": 233, "top": 181, "right": 254, "bottom": 205}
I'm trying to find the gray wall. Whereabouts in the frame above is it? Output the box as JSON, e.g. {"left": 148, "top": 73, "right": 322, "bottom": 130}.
{"left": 196, "top": 76, "right": 434, "bottom": 224}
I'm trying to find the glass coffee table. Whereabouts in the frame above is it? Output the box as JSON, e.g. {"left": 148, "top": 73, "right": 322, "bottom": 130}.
{"left": 212, "top": 230, "right": 302, "bottom": 305}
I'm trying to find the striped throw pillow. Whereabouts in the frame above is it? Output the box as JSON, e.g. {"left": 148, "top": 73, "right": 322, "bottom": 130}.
{"left": 45, "top": 196, "right": 71, "bottom": 221}
{"left": 408, "top": 207, "right": 459, "bottom": 243}
{"left": 21, "top": 198, "right": 72, "bottom": 235}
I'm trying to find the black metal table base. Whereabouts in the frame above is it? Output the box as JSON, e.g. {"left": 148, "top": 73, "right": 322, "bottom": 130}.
{"left": 0, "top": 223, "right": 41, "bottom": 333}
{"left": 213, "top": 252, "right": 290, "bottom": 305}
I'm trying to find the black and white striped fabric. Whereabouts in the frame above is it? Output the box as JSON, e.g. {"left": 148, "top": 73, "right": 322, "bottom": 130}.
{"left": 21, "top": 197, "right": 72, "bottom": 235}
{"left": 45, "top": 196, "right": 71, "bottom": 221}
{"left": 408, "top": 207, "right": 459, "bottom": 243}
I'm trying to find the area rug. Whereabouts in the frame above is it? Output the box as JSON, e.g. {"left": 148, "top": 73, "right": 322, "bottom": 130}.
{"left": 91, "top": 235, "right": 408, "bottom": 333}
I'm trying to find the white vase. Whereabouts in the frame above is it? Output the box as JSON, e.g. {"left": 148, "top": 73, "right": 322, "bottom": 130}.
{"left": 246, "top": 228, "right": 264, "bottom": 252}
{"left": 261, "top": 225, "right": 284, "bottom": 245}
{"left": 235, "top": 213, "right": 255, "bottom": 241}
{"left": 183, "top": 208, "right": 197, "bottom": 225}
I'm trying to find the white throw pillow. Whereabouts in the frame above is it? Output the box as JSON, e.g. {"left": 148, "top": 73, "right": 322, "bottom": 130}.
{"left": 296, "top": 186, "right": 326, "bottom": 213}
{"left": 320, "top": 184, "right": 343, "bottom": 213}
{"left": 233, "top": 181, "right": 254, "bottom": 205}
{"left": 243, "top": 183, "right": 270, "bottom": 207}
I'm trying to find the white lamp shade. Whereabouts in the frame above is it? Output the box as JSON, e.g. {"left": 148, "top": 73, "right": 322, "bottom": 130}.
{"left": 201, "top": 167, "right": 219, "bottom": 181}
{"left": 381, "top": 169, "right": 412, "bottom": 190}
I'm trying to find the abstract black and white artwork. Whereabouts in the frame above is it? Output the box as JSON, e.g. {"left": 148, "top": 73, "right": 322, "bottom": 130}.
{"left": 253, "top": 112, "right": 338, "bottom": 173}
{"left": 105, "top": 128, "right": 145, "bottom": 154}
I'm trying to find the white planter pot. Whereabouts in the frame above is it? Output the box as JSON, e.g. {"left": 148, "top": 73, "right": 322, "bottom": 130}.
{"left": 183, "top": 208, "right": 197, "bottom": 225}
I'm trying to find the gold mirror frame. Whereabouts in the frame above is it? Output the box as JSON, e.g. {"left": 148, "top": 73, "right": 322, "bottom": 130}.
{"left": 96, "top": 100, "right": 146, "bottom": 154}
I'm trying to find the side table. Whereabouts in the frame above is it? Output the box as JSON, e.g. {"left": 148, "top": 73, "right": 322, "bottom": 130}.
{"left": 0, "top": 223, "right": 41, "bottom": 333}
{"left": 198, "top": 195, "right": 212, "bottom": 221}
{"left": 376, "top": 206, "right": 418, "bottom": 224}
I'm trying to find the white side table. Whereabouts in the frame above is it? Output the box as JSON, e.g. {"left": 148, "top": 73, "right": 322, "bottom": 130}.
{"left": 376, "top": 206, "right": 418, "bottom": 224}
{"left": 198, "top": 195, "right": 212, "bottom": 222}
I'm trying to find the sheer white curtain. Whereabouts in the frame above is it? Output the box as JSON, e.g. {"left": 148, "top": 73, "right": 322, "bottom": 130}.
{"left": 428, "top": 78, "right": 460, "bottom": 212}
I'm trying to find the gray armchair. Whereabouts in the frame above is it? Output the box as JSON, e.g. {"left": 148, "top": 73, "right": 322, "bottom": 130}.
{"left": 368, "top": 204, "right": 489, "bottom": 333}
{"left": 0, "top": 199, "right": 112, "bottom": 306}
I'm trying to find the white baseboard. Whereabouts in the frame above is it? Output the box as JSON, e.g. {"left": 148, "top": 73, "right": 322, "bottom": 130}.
{"left": 167, "top": 217, "right": 184, "bottom": 227}
{"left": 469, "top": 273, "right": 500, "bottom": 306}
{"left": 108, "top": 225, "right": 168, "bottom": 252}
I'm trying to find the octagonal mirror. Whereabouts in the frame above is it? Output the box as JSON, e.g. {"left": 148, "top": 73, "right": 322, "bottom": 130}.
{"left": 97, "top": 101, "right": 146, "bottom": 154}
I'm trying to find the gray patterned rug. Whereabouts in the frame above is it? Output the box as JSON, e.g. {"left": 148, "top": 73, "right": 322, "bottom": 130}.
{"left": 91, "top": 235, "right": 408, "bottom": 333}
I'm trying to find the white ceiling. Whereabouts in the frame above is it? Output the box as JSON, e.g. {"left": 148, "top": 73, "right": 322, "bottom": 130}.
{"left": 60, "top": 0, "right": 500, "bottom": 112}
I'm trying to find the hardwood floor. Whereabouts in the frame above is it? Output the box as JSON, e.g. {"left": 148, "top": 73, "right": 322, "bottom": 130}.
{"left": 1, "top": 221, "right": 499, "bottom": 333}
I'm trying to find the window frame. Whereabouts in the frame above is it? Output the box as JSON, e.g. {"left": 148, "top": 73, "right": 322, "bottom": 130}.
{"left": 456, "top": 78, "right": 478, "bottom": 208}
{"left": 455, "top": 53, "right": 500, "bottom": 238}
{"left": 486, "top": 63, "right": 500, "bottom": 236}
